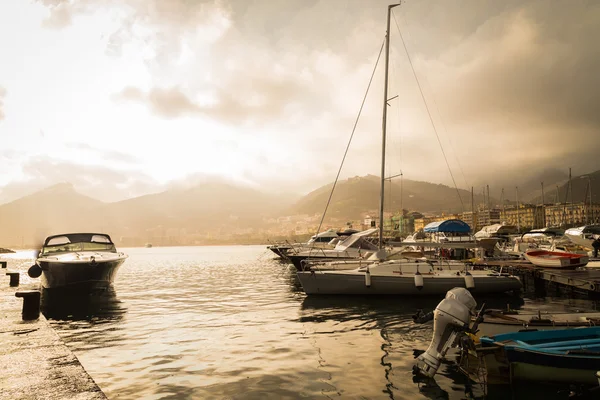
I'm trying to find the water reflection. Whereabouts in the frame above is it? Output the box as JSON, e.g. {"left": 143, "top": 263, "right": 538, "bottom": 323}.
{"left": 41, "top": 286, "right": 126, "bottom": 321}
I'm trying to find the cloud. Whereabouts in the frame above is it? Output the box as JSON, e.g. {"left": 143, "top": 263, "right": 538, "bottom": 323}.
{"left": 113, "top": 76, "right": 317, "bottom": 124}
{"left": 0, "top": 86, "right": 6, "bottom": 121}
{"left": 34, "top": 0, "right": 600, "bottom": 193}
{"left": 66, "top": 142, "right": 140, "bottom": 163}
{"left": 0, "top": 156, "right": 161, "bottom": 204}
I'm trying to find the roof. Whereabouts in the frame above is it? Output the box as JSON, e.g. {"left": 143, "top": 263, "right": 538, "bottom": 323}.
{"left": 43, "top": 233, "right": 113, "bottom": 246}
{"left": 423, "top": 219, "right": 471, "bottom": 233}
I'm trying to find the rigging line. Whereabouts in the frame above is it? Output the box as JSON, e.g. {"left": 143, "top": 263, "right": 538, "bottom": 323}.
{"left": 314, "top": 38, "right": 386, "bottom": 238}
{"left": 398, "top": 12, "right": 469, "bottom": 190}
{"left": 392, "top": 12, "right": 465, "bottom": 213}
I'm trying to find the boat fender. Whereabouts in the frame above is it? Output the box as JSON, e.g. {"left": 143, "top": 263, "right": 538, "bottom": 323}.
{"left": 591, "top": 284, "right": 596, "bottom": 291}
{"left": 28, "top": 264, "right": 42, "bottom": 278}
{"left": 90, "top": 256, "right": 96, "bottom": 265}
{"left": 464, "top": 271, "right": 475, "bottom": 290}
{"left": 414, "top": 270, "right": 424, "bottom": 290}
{"left": 365, "top": 267, "right": 371, "bottom": 287}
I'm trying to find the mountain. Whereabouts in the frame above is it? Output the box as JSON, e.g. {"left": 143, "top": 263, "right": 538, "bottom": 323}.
{"left": 104, "top": 182, "right": 288, "bottom": 236}
{"left": 289, "top": 175, "right": 487, "bottom": 220}
{"left": 529, "top": 169, "right": 600, "bottom": 205}
{"left": 3, "top": 169, "right": 597, "bottom": 248}
{"left": 0, "top": 182, "right": 293, "bottom": 248}
{"left": 0, "top": 183, "right": 104, "bottom": 247}
{"left": 516, "top": 168, "right": 570, "bottom": 203}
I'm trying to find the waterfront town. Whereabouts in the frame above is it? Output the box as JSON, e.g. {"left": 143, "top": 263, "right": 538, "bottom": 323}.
{"left": 115, "top": 200, "right": 600, "bottom": 247}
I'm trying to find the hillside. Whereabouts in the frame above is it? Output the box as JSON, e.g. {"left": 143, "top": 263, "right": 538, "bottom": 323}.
{"left": 0, "top": 182, "right": 290, "bottom": 248}
{"left": 2, "top": 169, "right": 597, "bottom": 248}
{"left": 0, "top": 183, "right": 105, "bottom": 247}
{"left": 289, "top": 175, "right": 486, "bottom": 219}
{"left": 529, "top": 169, "right": 600, "bottom": 205}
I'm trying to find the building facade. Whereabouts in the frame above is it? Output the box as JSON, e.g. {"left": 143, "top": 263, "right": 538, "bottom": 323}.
{"left": 500, "top": 204, "right": 545, "bottom": 231}
{"left": 544, "top": 202, "right": 600, "bottom": 227}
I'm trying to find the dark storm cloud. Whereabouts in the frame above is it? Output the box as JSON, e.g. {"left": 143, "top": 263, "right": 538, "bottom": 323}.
{"left": 38, "top": 0, "right": 600, "bottom": 190}
{"left": 113, "top": 76, "right": 315, "bottom": 124}
{"left": 0, "top": 86, "right": 6, "bottom": 121}
{"left": 0, "top": 157, "right": 161, "bottom": 204}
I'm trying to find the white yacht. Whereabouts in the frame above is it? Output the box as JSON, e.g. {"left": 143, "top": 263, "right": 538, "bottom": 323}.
{"left": 565, "top": 225, "right": 600, "bottom": 250}
{"left": 296, "top": 258, "right": 522, "bottom": 295}
{"left": 286, "top": 228, "right": 379, "bottom": 270}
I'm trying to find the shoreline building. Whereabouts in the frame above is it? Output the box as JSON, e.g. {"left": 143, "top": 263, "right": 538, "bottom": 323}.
{"left": 500, "top": 204, "right": 545, "bottom": 231}
{"left": 544, "top": 202, "right": 600, "bottom": 227}
{"left": 461, "top": 208, "right": 501, "bottom": 231}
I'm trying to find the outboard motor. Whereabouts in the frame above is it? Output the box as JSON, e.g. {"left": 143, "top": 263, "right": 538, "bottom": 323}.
{"left": 414, "top": 287, "right": 477, "bottom": 378}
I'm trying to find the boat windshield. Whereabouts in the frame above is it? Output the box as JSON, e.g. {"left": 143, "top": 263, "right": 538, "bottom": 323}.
{"left": 41, "top": 234, "right": 117, "bottom": 255}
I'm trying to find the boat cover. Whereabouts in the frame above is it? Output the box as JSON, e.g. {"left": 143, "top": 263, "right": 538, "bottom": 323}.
{"left": 423, "top": 219, "right": 470, "bottom": 233}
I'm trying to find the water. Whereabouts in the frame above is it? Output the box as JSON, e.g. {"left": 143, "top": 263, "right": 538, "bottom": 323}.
{"left": 5, "top": 246, "right": 600, "bottom": 399}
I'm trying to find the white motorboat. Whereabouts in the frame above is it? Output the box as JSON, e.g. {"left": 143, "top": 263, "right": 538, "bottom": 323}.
{"left": 296, "top": 258, "right": 521, "bottom": 295}
{"left": 28, "top": 233, "right": 128, "bottom": 291}
{"left": 267, "top": 229, "right": 343, "bottom": 259}
{"left": 565, "top": 225, "right": 600, "bottom": 250}
{"left": 286, "top": 228, "right": 379, "bottom": 270}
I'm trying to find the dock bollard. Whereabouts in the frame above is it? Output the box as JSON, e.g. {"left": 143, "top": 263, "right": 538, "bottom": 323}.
{"left": 15, "top": 290, "right": 41, "bottom": 320}
{"left": 6, "top": 272, "right": 19, "bottom": 287}
{"left": 0, "top": 261, "right": 7, "bottom": 268}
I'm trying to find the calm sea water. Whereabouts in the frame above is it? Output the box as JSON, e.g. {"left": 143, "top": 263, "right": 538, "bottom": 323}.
{"left": 5, "top": 246, "right": 600, "bottom": 399}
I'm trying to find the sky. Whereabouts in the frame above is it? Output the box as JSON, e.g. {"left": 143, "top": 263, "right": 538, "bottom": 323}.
{"left": 1, "top": 0, "right": 599, "bottom": 204}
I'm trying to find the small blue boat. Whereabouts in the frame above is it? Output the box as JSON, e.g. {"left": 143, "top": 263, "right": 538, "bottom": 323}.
{"left": 479, "top": 326, "right": 600, "bottom": 385}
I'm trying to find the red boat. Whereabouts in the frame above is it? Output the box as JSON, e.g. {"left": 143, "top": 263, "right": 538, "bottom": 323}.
{"left": 524, "top": 249, "right": 589, "bottom": 269}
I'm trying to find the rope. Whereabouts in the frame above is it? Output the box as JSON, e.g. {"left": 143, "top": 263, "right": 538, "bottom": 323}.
{"left": 313, "top": 38, "right": 386, "bottom": 239}
{"left": 392, "top": 12, "right": 465, "bottom": 213}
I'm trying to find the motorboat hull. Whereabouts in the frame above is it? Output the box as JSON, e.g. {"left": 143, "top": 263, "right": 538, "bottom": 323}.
{"left": 288, "top": 254, "right": 362, "bottom": 271}
{"left": 296, "top": 272, "right": 522, "bottom": 295}
{"left": 39, "top": 257, "right": 126, "bottom": 290}
{"left": 267, "top": 245, "right": 292, "bottom": 258}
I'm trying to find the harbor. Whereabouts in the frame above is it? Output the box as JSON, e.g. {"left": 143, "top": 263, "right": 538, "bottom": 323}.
{"left": 1, "top": 0, "right": 600, "bottom": 399}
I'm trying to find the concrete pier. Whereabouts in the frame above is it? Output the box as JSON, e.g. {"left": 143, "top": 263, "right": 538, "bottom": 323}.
{"left": 0, "top": 268, "right": 107, "bottom": 399}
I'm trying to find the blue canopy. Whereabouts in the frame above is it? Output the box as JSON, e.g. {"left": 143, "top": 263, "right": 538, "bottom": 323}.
{"left": 423, "top": 219, "right": 471, "bottom": 233}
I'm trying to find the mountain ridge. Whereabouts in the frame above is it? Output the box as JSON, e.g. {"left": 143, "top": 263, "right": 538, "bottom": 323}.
{"left": 1, "top": 169, "right": 598, "bottom": 247}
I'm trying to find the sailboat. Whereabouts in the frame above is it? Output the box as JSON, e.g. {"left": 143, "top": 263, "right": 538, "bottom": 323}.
{"left": 296, "top": 4, "right": 522, "bottom": 296}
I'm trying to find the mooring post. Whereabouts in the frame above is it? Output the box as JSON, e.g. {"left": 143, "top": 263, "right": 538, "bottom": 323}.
{"left": 533, "top": 270, "right": 546, "bottom": 298}
{"left": 0, "top": 261, "right": 7, "bottom": 268}
{"left": 6, "top": 271, "right": 19, "bottom": 287}
{"left": 15, "top": 290, "right": 41, "bottom": 320}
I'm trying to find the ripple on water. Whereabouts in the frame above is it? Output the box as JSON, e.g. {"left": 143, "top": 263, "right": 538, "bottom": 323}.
{"left": 8, "top": 245, "right": 592, "bottom": 400}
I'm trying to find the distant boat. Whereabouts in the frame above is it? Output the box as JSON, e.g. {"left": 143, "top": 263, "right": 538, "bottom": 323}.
{"left": 29, "top": 233, "right": 128, "bottom": 291}
{"left": 524, "top": 249, "right": 589, "bottom": 269}
{"left": 145, "top": 243, "right": 153, "bottom": 248}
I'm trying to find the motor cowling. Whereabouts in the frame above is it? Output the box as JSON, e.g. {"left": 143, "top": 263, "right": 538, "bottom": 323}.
{"left": 415, "top": 288, "right": 477, "bottom": 378}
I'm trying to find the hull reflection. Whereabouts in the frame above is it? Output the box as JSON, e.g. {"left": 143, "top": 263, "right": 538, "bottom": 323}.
{"left": 41, "top": 286, "right": 126, "bottom": 321}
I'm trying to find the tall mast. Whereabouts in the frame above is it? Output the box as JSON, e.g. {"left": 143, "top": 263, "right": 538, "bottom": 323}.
{"left": 516, "top": 186, "right": 520, "bottom": 232}
{"left": 378, "top": 3, "right": 400, "bottom": 248}
{"left": 569, "top": 168, "right": 573, "bottom": 226}
{"left": 590, "top": 176, "right": 594, "bottom": 223}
